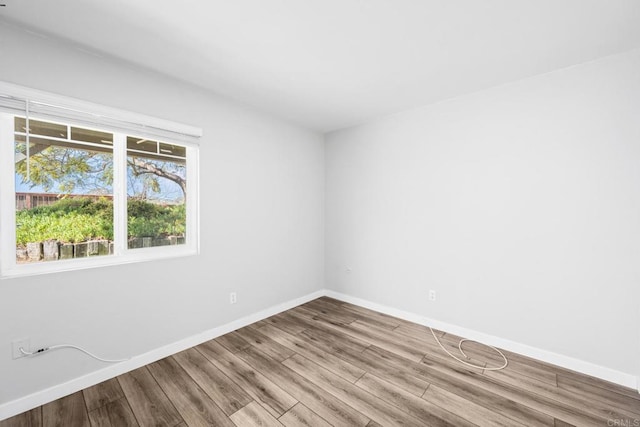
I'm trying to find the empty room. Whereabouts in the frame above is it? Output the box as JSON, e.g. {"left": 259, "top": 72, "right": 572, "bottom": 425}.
{"left": 1, "top": 1, "right": 639, "bottom": 426}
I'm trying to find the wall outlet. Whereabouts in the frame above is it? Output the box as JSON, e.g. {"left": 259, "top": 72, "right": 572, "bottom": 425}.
{"left": 428, "top": 290, "right": 437, "bottom": 302}
{"left": 229, "top": 292, "right": 237, "bottom": 304}
{"left": 12, "top": 338, "right": 30, "bottom": 359}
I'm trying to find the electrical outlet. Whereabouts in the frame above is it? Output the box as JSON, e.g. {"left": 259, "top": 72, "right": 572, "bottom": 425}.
{"left": 12, "top": 338, "right": 30, "bottom": 359}
{"left": 429, "top": 290, "right": 437, "bottom": 302}
{"left": 229, "top": 292, "right": 237, "bottom": 304}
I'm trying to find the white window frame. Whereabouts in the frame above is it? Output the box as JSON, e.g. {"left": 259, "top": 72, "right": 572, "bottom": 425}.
{"left": 0, "top": 83, "right": 201, "bottom": 279}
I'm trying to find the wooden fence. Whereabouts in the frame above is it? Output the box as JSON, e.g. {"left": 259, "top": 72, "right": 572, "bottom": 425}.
{"left": 16, "top": 236, "right": 185, "bottom": 262}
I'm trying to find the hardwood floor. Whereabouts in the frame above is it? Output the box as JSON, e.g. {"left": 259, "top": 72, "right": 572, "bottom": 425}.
{"left": 2, "top": 297, "right": 639, "bottom": 426}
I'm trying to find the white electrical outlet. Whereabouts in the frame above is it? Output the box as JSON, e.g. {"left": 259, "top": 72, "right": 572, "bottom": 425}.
{"left": 429, "top": 290, "right": 437, "bottom": 302}
{"left": 229, "top": 292, "right": 237, "bottom": 304}
{"left": 12, "top": 338, "right": 30, "bottom": 359}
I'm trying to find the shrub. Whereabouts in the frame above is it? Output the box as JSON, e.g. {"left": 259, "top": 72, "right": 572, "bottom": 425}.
{"left": 15, "top": 197, "right": 185, "bottom": 246}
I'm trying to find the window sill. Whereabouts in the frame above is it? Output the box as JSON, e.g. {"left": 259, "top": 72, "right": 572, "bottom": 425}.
{"left": 0, "top": 246, "right": 199, "bottom": 280}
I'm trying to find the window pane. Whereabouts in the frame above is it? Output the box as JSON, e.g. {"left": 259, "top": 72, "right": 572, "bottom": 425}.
{"left": 15, "top": 117, "right": 68, "bottom": 139}
{"left": 14, "top": 117, "right": 114, "bottom": 263}
{"left": 158, "top": 143, "right": 186, "bottom": 158}
{"left": 127, "top": 136, "right": 157, "bottom": 154}
{"left": 127, "top": 138, "right": 186, "bottom": 249}
{"left": 71, "top": 126, "right": 113, "bottom": 146}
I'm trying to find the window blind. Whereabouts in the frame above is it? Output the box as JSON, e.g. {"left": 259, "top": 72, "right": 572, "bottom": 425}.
{"left": 0, "top": 82, "right": 203, "bottom": 146}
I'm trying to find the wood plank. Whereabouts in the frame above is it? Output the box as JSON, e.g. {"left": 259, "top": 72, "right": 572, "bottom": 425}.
{"left": 335, "top": 300, "right": 434, "bottom": 332}
{"left": 87, "top": 398, "right": 138, "bottom": 427}
{"left": 300, "top": 324, "right": 370, "bottom": 355}
{"left": 320, "top": 318, "right": 427, "bottom": 362}
{"left": 556, "top": 374, "right": 640, "bottom": 417}
{"left": 422, "top": 364, "right": 552, "bottom": 425}
{"left": 383, "top": 324, "right": 493, "bottom": 372}
{"left": 288, "top": 306, "right": 347, "bottom": 329}
{"left": 278, "top": 403, "right": 332, "bottom": 427}
{"left": 236, "top": 345, "right": 370, "bottom": 427}
{"left": 556, "top": 369, "right": 640, "bottom": 401}
{"left": 365, "top": 345, "right": 564, "bottom": 427}
{"left": 301, "top": 300, "right": 359, "bottom": 324}
{"left": 438, "top": 333, "right": 557, "bottom": 384}
{"left": 196, "top": 340, "right": 297, "bottom": 418}
{"left": 229, "top": 402, "right": 283, "bottom": 427}
{"left": 313, "top": 296, "right": 346, "bottom": 308}
{"left": 393, "top": 325, "right": 482, "bottom": 370}
{"left": 42, "top": 392, "right": 90, "bottom": 427}
{"left": 437, "top": 333, "right": 509, "bottom": 366}
{"left": 355, "top": 373, "right": 474, "bottom": 427}
{"left": 424, "top": 333, "right": 506, "bottom": 369}
{"left": 338, "top": 303, "right": 403, "bottom": 330}
{"left": 148, "top": 356, "right": 235, "bottom": 427}
{"left": 0, "top": 408, "right": 41, "bottom": 427}
{"left": 482, "top": 359, "right": 559, "bottom": 391}
{"left": 260, "top": 312, "right": 309, "bottom": 335}
{"left": 487, "top": 347, "right": 577, "bottom": 386}
{"left": 423, "top": 384, "right": 527, "bottom": 427}
{"left": 83, "top": 379, "right": 125, "bottom": 412}
{"left": 283, "top": 354, "right": 427, "bottom": 427}
{"left": 172, "top": 347, "right": 252, "bottom": 416}
{"left": 87, "top": 408, "right": 111, "bottom": 427}
{"left": 234, "top": 326, "right": 295, "bottom": 361}
{"left": 484, "top": 363, "right": 638, "bottom": 423}
{"left": 376, "top": 344, "right": 605, "bottom": 426}
{"left": 421, "top": 344, "right": 487, "bottom": 372}
{"left": 394, "top": 322, "right": 446, "bottom": 339}
{"left": 215, "top": 331, "right": 251, "bottom": 353}
{"left": 258, "top": 323, "right": 365, "bottom": 383}
{"left": 117, "top": 367, "right": 183, "bottom": 427}
{"left": 321, "top": 340, "right": 430, "bottom": 396}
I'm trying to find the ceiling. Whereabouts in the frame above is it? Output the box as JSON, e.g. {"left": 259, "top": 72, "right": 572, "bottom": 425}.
{"left": 2, "top": 1, "right": 640, "bottom": 132}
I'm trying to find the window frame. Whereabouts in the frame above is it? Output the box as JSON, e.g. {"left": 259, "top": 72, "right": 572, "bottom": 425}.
{"left": 0, "top": 85, "right": 200, "bottom": 279}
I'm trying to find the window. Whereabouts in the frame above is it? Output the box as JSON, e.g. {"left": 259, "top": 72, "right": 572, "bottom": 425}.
{"left": 0, "top": 83, "right": 201, "bottom": 278}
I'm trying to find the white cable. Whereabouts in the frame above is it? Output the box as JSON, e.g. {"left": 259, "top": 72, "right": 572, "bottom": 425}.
{"left": 429, "top": 327, "right": 508, "bottom": 371}
{"left": 19, "top": 345, "right": 129, "bottom": 363}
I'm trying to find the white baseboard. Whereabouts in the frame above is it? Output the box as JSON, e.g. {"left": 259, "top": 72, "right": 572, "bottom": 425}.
{"left": 0, "top": 289, "right": 325, "bottom": 421}
{"left": 325, "top": 290, "right": 639, "bottom": 392}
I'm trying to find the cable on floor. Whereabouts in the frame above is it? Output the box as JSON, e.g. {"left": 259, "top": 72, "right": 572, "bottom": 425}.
{"left": 20, "top": 344, "right": 129, "bottom": 363}
{"left": 429, "top": 327, "right": 508, "bottom": 371}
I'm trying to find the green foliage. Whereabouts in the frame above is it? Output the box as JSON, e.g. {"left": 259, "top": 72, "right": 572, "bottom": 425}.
{"left": 127, "top": 200, "right": 186, "bottom": 237}
{"left": 15, "top": 198, "right": 185, "bottom": 246}
{"left": 16, "top": 210, "right": 112, "bottom": 245}
{"left": 15, "top": 145, "right": 113, "bottom": 193}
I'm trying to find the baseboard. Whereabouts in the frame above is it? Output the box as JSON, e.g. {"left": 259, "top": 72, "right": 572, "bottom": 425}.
{"left": 0, "top": 289, "right": 325, "bottom": 421}
{"left": 325, "top": 290, "right": 639, "bottom": 392}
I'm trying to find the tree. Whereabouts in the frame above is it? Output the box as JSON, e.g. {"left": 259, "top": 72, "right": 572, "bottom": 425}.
{"left": 15, "top": 143, "right": 113, "bottom": 194}
{"left": 15, "top": 143, "right": 186, "bottom": 200}
{"left": 128, "top": 156, "right": 186, "bottom": 198}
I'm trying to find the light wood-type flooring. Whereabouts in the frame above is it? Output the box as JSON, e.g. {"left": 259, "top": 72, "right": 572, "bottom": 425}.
{"left": 2, "top": 297, "right": 639, "bottom": 426}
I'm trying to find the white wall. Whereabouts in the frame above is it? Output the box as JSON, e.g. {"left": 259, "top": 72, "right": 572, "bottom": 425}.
{"left": 326, "top": 50, "right": 640, "bottom": 379}
{"left": 0, "top": 24, "right": 324, "bottom": 406}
